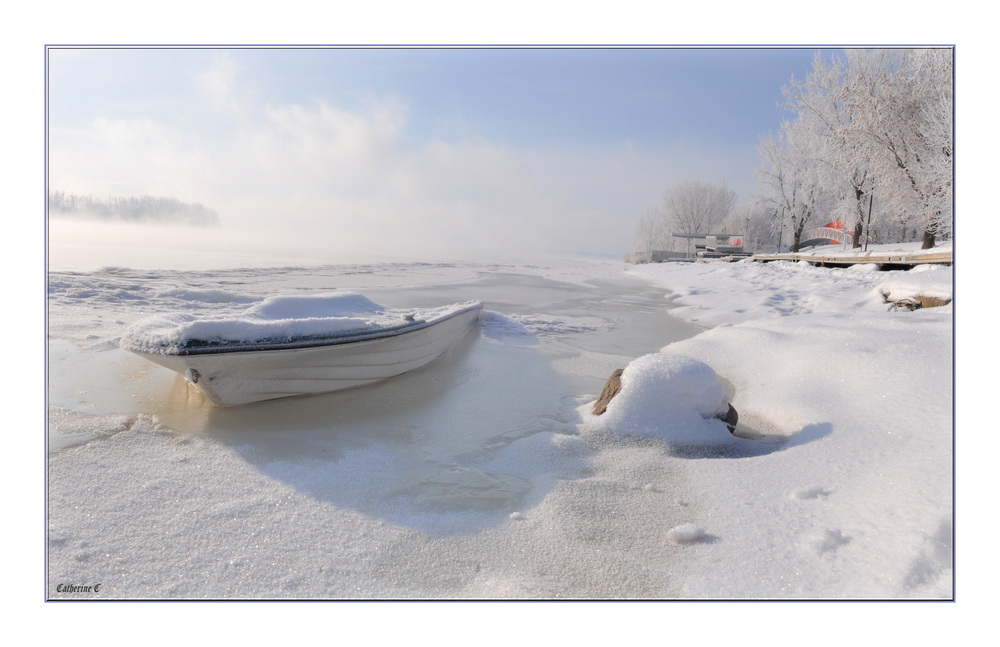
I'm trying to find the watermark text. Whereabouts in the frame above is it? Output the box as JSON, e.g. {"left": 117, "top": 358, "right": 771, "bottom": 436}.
{"left": 55, "top": 583, "right": 102, "bottom": 594}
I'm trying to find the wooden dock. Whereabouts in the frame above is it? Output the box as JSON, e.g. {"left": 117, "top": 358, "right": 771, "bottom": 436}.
{"left": 751, "top": 249, "right": 952, "bottom": 269}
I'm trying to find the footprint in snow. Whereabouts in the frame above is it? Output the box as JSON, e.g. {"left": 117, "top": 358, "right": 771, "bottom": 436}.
{"left": 790, "top": 485, "right": 831, "bottom": 500}
{"left": 901, "top": 517, "right": 952, "bottom": 594}
{"left": 806, "top": 528, "right": 851, "bottom": 555}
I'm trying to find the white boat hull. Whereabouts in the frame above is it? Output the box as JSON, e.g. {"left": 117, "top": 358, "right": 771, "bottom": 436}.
{"left": 131, "top": 302, "right": 482, "bottom": 405}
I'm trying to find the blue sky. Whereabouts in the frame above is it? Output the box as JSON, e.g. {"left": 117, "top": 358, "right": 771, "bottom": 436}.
{"left": 47, "top": 46, "right": 823, "bottom": 265}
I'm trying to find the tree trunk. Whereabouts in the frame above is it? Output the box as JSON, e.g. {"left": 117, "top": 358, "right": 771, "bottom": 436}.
{"left": 791, "top": 216, "right": 807, "bottom": 253}
{"left": 922, "top": 229, "right": 936, "bottom": 249}
{"left": 922, "top": 212, "right": 942, "bottom": 249}
{"left": 852, "top": 187, "right": 866, "bottom": 249}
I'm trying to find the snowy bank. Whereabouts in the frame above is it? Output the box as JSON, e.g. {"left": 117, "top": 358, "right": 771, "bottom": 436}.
{"left": 626, "top": 256, "right": 953, "bottom": 598}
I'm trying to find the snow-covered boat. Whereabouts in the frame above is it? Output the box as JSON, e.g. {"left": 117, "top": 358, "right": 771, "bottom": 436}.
{"left": 120, "top": 293, "right": 483, "bottom": 405}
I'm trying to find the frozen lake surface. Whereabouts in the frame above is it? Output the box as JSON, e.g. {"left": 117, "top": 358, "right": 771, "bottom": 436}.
{"left": 47, "top": 259, "right": 709, "bottom": 598}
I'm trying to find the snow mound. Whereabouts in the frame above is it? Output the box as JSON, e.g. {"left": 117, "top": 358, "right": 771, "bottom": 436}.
{"left": 585, "top": 353, "right": 734, "bottom": 447}
{"left": 790, "top": 485, "right": 831, "bottom": 500}
{"left": 245, "top": 293, "right": 384, "bottom": 319}
{"left": 875, "top": 265, "right": 953, "bottom": 303}
{"left": 120, "top": 291, "right": 479, "bottom": 354}
{"left": 667, "top": 523, "right": 707, "bottom": 543}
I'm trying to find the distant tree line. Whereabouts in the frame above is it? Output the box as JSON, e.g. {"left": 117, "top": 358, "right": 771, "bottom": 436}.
{"left": 49, "top": 191, "right": 220, "bottom": 226}
{"left": 630, "top": 48, "right": 952, "bottom": 258}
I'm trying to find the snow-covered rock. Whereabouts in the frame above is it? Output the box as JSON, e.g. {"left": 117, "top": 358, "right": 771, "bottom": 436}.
{"left": 585, "top": 353, "right": 735, "bottom": 448}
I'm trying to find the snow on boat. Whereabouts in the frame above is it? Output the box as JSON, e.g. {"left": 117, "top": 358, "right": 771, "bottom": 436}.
{"left": 120, "top": 293, "right": 483, "bottom": 406}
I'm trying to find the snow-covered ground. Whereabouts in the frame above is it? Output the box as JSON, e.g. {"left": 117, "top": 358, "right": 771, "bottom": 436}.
{"left": 625, "top": 254, "right": 953, "bottom": 598}
{"left": 46, "top": 251, "right": 956, "bottom": 606}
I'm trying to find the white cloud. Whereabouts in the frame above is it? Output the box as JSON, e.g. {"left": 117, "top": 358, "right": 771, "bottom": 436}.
{"left": 49, "top": 71, "right": 760, "bottom": 267}
{"left": 199, "top": 52, "right": 241, "bottom": 117}
{"left": 50, "top": 115, "right": 218, "bottom": 199}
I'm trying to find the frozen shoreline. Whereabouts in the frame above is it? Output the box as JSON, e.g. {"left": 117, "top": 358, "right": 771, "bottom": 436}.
{"left": 48, "top": 259, "right": 704, "bottom": 598}
{"left": 46, "top": 255, "right": 953, "bottom": 600}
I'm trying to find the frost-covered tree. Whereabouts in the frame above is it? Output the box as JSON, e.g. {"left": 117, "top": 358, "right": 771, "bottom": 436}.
{"left": 629, "top": 207, "right": 670, "bottom": 261}
{"left": 754, "top": 118, "right": 830, "bottom": 252}
{"left": 49, "top": 191, "right": 220, "bottom": 226}
{"left": 782, "top": 50, "right": 889, "bottom": 248}
{"left": 662, "top": 180, "right": 737, "bottom": 241}
{"left": 628, "top": 181, "right": 740, "bottom": 259}
{"left": 841, "top": 48, "right": 953, "bottom": 248}
{"left": 724, "top": 202, "right": 774, "bottom": 254}
{"left": 762, "top": 48, "right": 953, "bottom": 250}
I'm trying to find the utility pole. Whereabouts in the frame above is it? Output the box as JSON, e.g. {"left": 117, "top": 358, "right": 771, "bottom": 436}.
{"left": 864, "top": 194, "right": 873, "bottom": 252}
{"left": 777, "top": 207, "right": 785, "bottom": 253}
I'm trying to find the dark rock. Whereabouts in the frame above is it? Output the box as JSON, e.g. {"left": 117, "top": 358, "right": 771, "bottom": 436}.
{"left": 592, "top": 368, "right": 624, "bottom": 415}
{"left": 716, "top": 403, "right": 739, "bottom": 433}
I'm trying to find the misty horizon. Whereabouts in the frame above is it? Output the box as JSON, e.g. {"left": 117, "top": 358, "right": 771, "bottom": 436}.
{"left": 47, "top": 46, "right": 832, "bottom": 266}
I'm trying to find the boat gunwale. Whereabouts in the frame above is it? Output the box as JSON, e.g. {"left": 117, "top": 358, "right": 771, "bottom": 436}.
{"left": 154, "top": 301, "right": 483, "bottom": 357}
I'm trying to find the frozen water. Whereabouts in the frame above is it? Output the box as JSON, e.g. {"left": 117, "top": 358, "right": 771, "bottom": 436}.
{"left": 48, "top": 258, "right": 711, "bottom": 598}
{"left": 46, "top": 254, "right": 954, "bottom": 600}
